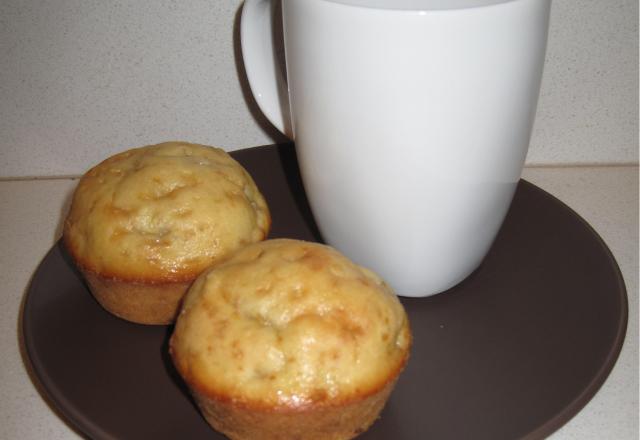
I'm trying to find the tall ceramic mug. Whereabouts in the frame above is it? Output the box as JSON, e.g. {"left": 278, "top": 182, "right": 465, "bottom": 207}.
{"left": 241, "top": 0, "right": 551, "bottom": 297}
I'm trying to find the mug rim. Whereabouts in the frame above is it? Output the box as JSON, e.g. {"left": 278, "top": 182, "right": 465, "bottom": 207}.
{"left": 320, "top": 0, "right": 522, "bottom": 12}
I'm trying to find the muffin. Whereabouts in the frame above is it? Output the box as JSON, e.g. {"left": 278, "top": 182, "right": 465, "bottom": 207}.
{"left": 63, "top": 141, "right": 270, "bottom": 324}
{"left": 170, "top": 239, "right": 411, "bottom": 440}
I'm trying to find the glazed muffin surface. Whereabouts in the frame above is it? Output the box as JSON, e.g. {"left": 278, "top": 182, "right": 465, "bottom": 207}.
{"left": 64, "top": 142, "right": 270, "bottom": 283}
{"left": 170, "top": 239, "right": 411, "bottom": 410}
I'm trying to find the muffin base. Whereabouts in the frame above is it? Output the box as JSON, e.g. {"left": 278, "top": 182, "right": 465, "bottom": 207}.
{"left": 191, "top": 379, "right": 397, "bottom": 440}
{"left": 83, "top": 271, "right": 191, "bottom": 325}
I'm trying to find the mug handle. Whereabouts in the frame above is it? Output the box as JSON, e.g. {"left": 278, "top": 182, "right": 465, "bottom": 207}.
{"left": 240, "top": 0, "right": 292, "bottom": 138}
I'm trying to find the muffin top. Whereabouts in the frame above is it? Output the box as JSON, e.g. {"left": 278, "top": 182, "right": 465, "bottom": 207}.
{"left": 63, "top": 142, "right": 270, "bottom": 283}
{"left": 170, "top": 239, "right": 411, "bottom": 410}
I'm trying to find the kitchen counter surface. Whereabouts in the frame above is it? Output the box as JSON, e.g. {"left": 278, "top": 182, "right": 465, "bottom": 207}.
{"left": 1, "top": 164, "right": 637, "bottom": 439}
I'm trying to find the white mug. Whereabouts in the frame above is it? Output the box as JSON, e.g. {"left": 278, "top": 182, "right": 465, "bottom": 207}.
{"left": 241, "top": 0, "right": 551, "bottom": 297}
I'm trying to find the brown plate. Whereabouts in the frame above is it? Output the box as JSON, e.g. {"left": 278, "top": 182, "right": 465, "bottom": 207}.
{"left": 23, "top": 144, "right": 627, "bottom": 440}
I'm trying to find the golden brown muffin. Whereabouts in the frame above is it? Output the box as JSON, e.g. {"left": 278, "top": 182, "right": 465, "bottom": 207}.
{"left": 63, "top": 141, "right": 270, "bottom": 324}
{"left": 170, "top": 239, "right": 411, "bottom": 440}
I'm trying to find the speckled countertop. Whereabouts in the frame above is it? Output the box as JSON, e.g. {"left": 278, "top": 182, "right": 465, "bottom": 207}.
{"left": 0, "top": 165, "right": 637, "bottom": 439}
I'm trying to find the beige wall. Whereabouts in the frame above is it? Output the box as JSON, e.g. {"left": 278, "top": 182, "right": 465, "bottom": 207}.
{"left": 1, "top": 0, "right": 637, "bottom": 178}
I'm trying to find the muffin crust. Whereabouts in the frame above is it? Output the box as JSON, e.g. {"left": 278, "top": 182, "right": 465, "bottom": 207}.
{"left": 63, "top": 142, "right": 270, "bottom": 324}
{"left": 64, "top": 141, "right": 270, "bottom": 283}
{"left": 170, "top": 239, "right": 411, "bottom": 438}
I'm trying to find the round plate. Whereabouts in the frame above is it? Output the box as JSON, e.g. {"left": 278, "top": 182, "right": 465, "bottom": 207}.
{"left": 23, "top": 144, "right": 627, "bottom": 440}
